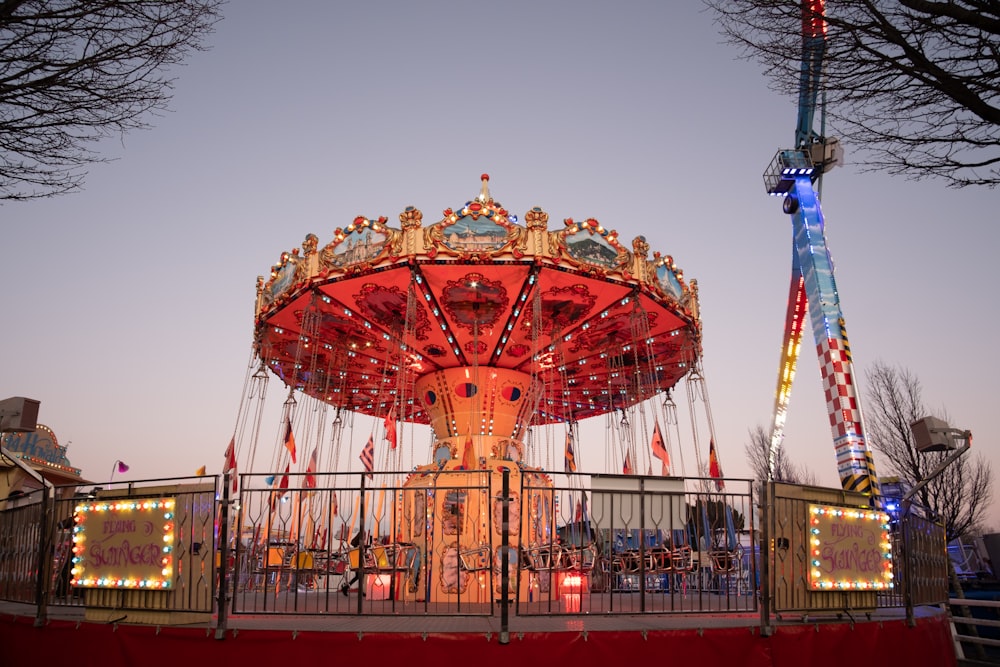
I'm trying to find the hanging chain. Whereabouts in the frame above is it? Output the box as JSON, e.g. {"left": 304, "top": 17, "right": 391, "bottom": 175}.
{"left": 242, "top": 358, "right": 270, "bottom": 476}
{"left": 694, "top": 360, "right": 722, "bottom": 481}
{"left": 528, "top": 272, "right": 545, "bottom": 469}
{"left": 402, "top": 275, "right": 420, "bottom": 471}
{"left": 662, "top": 388, "right": 687, "bottom": 477}
{"left": 628, "top": 292, "right": 654, "bottom": 474}
{"left": 686, "top": 367, "right": 707, "bottom": 491}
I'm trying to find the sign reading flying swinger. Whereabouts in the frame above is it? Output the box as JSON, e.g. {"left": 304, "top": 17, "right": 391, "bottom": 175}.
{"left": 70, "top": 497, "right": 177, "bottom": 589}
{"left": 807, "top": 503, "right": 893, "bottom": 591}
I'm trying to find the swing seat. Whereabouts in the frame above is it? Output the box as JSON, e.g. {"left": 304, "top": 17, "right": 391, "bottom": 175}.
{"left": 646, "top": 547, "right": 673, "bottom": 573}
{"left": 671, "top": 545, "right": 693, "bottom": 572}
{"left": 267, "top": 546, "right": 287, "bottom": 568}
{"left": 710, "top": 549, "right": 738, "bottom": 573}
{"left": 459, "top": 544, "right": 492, "bottom": 572}
{"left": 616, "top": 549, "right": 642, "bottom": 573}
{"left": 359, "top": 543, "right": 419, "bottom": 573}
{"left": 610, "top": 553, "right": 627, "bottom": 574}
{"left": 524, "top": 543, "right": 563, "bottom": 571}
{"left": 330, "top": 553, "right": 348, "bottom": 575}
{"left": 392, "top": 543, "right": 419, "bottom": 571}
{"left": 364, "top": 545, "right": 392, "bottom": 571}
{"left": 562, "top": 544, "right": 597, "bottom": 572}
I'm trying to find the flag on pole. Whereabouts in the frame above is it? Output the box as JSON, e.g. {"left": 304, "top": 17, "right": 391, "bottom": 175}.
{"left": 708, "top": 438, "right": 725, "bottom": 491}
{"left": 283, "top": 417, "right": 297, "bottom": 463}
{"left": 564, "top": 431, "right": 577, "bottom": 473}
{"left": 360, "top": 435, "right": 375, "bottom": 478}
{"left": 270, "top": 464, "right": 290, "bottom": 509}
{"left": 384, "top": 405, "right": 397, "bottom": 449}
{"left": 223, "top": 435, "right": 238, "bottom": 493}
{"left": 304, "top": 447, "right": 318, "bottom": 489}
{"left": 623, "top": 450, "right": 633, "bottom": 475}
{"left": 651, "top": 419, "right": 669, "bottom": 475}
{"left": 461, "top": 436, "right": 476, "bottom": 470}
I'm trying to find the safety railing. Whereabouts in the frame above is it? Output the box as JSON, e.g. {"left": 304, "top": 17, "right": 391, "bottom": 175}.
{"left": 0, "top": 476, "right": 218, "bottom": 625}
{"left": 949, "top": 596, "right": 1000, "bottom": 663}
{"left": 0, "top": 472, "right": 954, "bottom": 632}
{"left": 516, "top": 474, "right": 757, "bottom": 616}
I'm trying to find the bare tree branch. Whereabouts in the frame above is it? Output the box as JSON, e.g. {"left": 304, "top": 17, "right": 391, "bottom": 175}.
{"left": 744, "top": 424, "right": 816, "bottom": 486}
{"left": 706, "top": 0, "right": 1000, "bottom": 187}
{"left": 0, "top": 0, "right": 224, "bottom": 200}
{"left": 863, "top": 360, "right": 992, "bottom": 540}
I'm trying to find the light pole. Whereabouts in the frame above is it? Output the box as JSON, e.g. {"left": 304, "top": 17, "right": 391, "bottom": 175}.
{"left": 905, "top": 417, "right": 972, "bottom": 505}
{"left": 899, "top": 416, "right": 973, "bottom": 626}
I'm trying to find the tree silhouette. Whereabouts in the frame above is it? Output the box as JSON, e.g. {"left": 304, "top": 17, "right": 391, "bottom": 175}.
{"left": 707, "top": 0, "right": 1000, "bottom": 188}
{"left": 864, "top": 360, "right": 992, "bottom": 540}
{"left": 0, "top": 0, "right": 224, "bottom": 200}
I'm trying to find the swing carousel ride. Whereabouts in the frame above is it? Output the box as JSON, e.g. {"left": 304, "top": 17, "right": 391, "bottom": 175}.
{"left": 241, "top": 174, "right": 714, "bottom": 603}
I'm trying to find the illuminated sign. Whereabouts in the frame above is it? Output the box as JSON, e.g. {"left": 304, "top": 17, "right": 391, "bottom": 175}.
{"left": 1, "top": 424, "right": 81, "bottom": 475}
{"left": 807, "top": 503, "right": 893, "bottom": 591}
{"left": 70, "top": 497, "right": 176, "bottom": 589}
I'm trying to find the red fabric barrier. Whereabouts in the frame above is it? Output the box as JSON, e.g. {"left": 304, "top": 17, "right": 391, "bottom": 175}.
{"left": 1, "top": 613, "right": 954, "bottom": 667}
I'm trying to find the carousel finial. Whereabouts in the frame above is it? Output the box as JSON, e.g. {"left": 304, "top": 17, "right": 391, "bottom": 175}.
{"left": 478, "top": 173, "right": 490, "bottom": 202}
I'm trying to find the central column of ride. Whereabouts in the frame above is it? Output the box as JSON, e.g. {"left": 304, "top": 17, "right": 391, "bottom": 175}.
{"left": 399, "top": 366, "right": 550, "bottom": 604}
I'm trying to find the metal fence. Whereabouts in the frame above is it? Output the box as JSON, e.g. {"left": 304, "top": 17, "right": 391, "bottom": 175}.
{"left": 758, "top": 481, "right": 949, "bottom": 626}
{"left": 0, "top": 477, "right": 218, "bottom": 624}
{"left": 515, "top": 474, "right": 757, "bottom": 616}
{"left": 228, "top": 469, "right": 496, "bottom": 616}
{"left": 0, "top": 472, "right": 950, "bottom": 630}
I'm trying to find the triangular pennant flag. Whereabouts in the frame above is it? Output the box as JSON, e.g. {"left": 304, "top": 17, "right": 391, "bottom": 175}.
{"left": 304, "top": 447, "right": 318, "bottom": 489}
{"left": 651, "top": 419, "right": 669, "bottom": 476}
{"left": 384, "top": 405, "right": 397, "bottom": 450}
{"left": 360, "top": 436, "right": 375, "bottom": 479}
{"left": 283, "top": 417, "right": 297, "bottom": 464}
{"left": 270, "top": 464, "right": 290, "bottom": 510}
{"left": 461, "top": 436, "right": 476, "bottom": 470}
{"left": 564, "top": 431, "right": 577, "bottom": 473}
{"left": 708, "top": 438, "right": 725, "bottom": 491}
{"left": 223, "top": 435, "right": 238, "bottom": 493}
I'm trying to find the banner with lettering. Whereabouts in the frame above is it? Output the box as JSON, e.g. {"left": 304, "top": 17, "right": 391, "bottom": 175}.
{"left": 70, "top": 497, "right": 177, "bottom": 589}
{"left": 807, "top": 504, "right": 893, "bottom": 591}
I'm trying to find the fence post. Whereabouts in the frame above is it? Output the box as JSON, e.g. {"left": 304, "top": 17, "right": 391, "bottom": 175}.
{"left": 498, "top": 468, "right": 510, "bottom": 644}
{"left": 900, "top": 501, "right": 915, "bottom": 626}
{"left": 758, "top": 481, "right": 772, "bottom": 636}
{"left": 357, "top": 473, "right": 367, "bottom": 612}
{"left": 215, "top": 472, "right": 232, "bottom": 639}
{"left": 33, "top": 487, "right": 52, "bottom": 627}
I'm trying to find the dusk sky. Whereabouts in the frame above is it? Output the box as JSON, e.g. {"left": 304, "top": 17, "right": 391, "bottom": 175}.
{"left": 3, "top": 2, "right": 997, "bottom": 530}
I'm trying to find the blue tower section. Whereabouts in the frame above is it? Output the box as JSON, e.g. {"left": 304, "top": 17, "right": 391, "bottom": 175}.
{"left": 763, "top": 154, "right": 881, "bottom": 501}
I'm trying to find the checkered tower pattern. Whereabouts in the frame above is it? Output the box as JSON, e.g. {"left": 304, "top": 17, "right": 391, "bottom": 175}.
{"left": 817, "top": 337, "right": 882, "bottom": 502}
